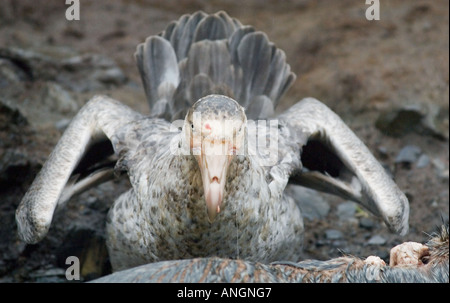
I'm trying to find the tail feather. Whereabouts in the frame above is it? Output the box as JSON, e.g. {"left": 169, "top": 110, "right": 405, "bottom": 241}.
{"left": 193, "top": 14, "right": 229, "bottom": 42}
{"left": 136, "top": 11, "right": 296, "bottom": 121}
{"left": 236, "top": 32, "right": 272, "bottom": 107}
{"left": 135, "top": 36, "right": 179, "bottom": 119}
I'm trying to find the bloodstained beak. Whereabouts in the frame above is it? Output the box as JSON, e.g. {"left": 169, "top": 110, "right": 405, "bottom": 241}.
{"left": 196, "top": 141, "right": 231, "bottom": 222}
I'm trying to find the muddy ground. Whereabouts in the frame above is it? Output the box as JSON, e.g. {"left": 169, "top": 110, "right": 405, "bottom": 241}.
{"left": 0, "top": 0, "right": 448, "bottom": 282}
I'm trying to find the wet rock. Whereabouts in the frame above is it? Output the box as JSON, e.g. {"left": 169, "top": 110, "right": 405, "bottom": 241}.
{"left": 395, "top": 145, "right": 422, "bottom": 164}
{"left": 337, "top": 202, "right": 356, "bottom": 221}
{"left": 29, "top": 268, "right": 67, "bottom": 283}
{"left": 359, "top": 217, "right": 375, "bottom": 230}
{"left": 325, "top": 229, "right": 343, "bottom": 240}
{"left": 376, "top": 104, "right": 423, "bottom": 137}
{"left": 367, "top": 235, "right": 386, "bottom": 246}
{"left": 416, "top": 154, "right": 430, "bottom": 168}
{"left": 0, "top": 46, "right": 61, "bottom": 80}
{"left": 0, "top": 149, "right": 36, "bottom": 187}
{"left": 0, "top": 58, "right": 29, "bottom": 87}
{"left": 377, "top": 146, "right": 389, "bottom": 158}
{"left": 285, "top": 185, "right": 330, "bottom": 220}
{"left": 432, "top": 158, "right": 449, "bottom": 180}
{"left": 40, "top": 82, "right": 79, "bottom": 114}
{"left": 0, "top": 46, "right": 127, "bottom": 92}
{"left": 375, "top": 103, "right": 448, "bottom": 140}
{"left": 59, "top": 54, "right": 127, "bottom": 91}
{"left": 54, "top": 118, "right": 72, "bottom": 131}
{"left": 0, "top": 98, "right": 28, "bottom": 129}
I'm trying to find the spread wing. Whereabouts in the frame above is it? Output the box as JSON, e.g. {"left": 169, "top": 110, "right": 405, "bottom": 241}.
{"left": 15, "top": 95, "right": 173, "bottom": 244}
{"left": 276, "top": 97, "right": 410, "bottom": 235}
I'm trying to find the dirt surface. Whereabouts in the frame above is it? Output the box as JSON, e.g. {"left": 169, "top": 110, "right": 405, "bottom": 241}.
{"left": 0, "top": 0, "right": 448, "bottom": 282}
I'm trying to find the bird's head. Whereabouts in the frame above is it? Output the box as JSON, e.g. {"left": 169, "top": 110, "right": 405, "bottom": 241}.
{"left": 183, "top": 94, "right": 247, "bottom": 222}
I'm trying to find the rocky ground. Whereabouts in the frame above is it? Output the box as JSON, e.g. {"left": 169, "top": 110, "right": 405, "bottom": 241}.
{"left": 0, "top": 0, "right": 448, "bottom": 282}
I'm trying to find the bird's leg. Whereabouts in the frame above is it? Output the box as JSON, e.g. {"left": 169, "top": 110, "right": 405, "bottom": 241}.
{"left": 16, "top": 95, "right": 143, "bottom": 244}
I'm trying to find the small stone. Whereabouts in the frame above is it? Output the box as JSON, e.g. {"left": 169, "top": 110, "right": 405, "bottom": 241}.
{"left": 54, "top": 118, "right": 72, "bottom": 131}
{"left": 325, "top": 229, "right": 343, "bottom": 240}
{"left": 430, "top": 200, "right": 438, "bottom": 208}
{"left": 416, "top": 154, "right": 430, "bottom": 168}
{"left": 432, "top": 158, "right": 449, "bottom": 180}
{"left": 29, "top": 268, "right": 66, "bottom": 283}
{"left": 375, "top": 104, "right": 423, "bottom": 137}
{"left": 375, "top": 103, "right": 448, "bottom": 140}
{"left": 337, "top": 202, "right": 356, "bottom": 221}
{"left": 377, "top": 146, "right": 388, "bottom": 158}
{"left": 368, "top": 235, "right": 386, "bottom": 245}
{"left": 395, "top": 145, "right": 422, "bottom": 164}
{"left": 359, "top": 217, "right": 375, "bottom": 230}
{"left": 285, "top": 185, "right": 330, "bottom": 220}
{"left": 41, "top": 82, "right": 78, "bottom": 114}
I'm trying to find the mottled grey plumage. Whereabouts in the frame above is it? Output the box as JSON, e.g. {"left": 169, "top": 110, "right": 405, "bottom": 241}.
{"left": 16, "top": 11, "right": 409, "bottom": 272}
{"left": 91, "top": 224, "right": 448, "bottom": 283}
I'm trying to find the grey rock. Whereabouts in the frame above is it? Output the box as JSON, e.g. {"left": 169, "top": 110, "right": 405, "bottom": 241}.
{"left": 285, "top": 185, "right": 330, "bottom": 220}
{"left": 368, "top": 235, "right": 386, "bottom": 245}
{"left": 0, "top": 58, "right": 29, "bottom": 87}
{"left": 375, "top": 104, "right": 424, "bottom": 137}
{"left": 0, "top": 98, "right": 28, "bottom": 127}
{"left": 0, "top": 46, "right": 127, "bottom": 92}
{"left": 375, "top": 103, "right": 448, "bottom": 140}
{"left": 40, "top": 82, "right": 79, "bottom": 114}
{"left": 359, "top": 217, "right": 375, "bottom": 230}
{"left": 337, "top": 202, "right": 356, "bottom": 221}
{"left": 377, "top": 146, "right": 388, "bottom": 158}
{"left": 325, "top": 229, "right": 343, "bottom": 240}
{"left": 55, "top": 118, "right": 72, "bottom": 131}
{"left": 395, "top": 145, "right": 422, "bottom": 164}
{"left": 432, "top": 158, "right": 449, "bottom": 180}
{"left": 0, "top": 149, "right": 30, "bottom": 183}
{"left": 29, "top": 268, "right": 67, "bottom": 283}
{"left": 416, "top": 154, "right": 430, "bottom": 168}
{"left": 93, "top": 67, "right": 127, "bottom": 86}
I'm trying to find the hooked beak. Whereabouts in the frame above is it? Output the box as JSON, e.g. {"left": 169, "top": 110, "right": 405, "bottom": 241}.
{"left": 195, "top": 141, "right": 232, "bottom": 222}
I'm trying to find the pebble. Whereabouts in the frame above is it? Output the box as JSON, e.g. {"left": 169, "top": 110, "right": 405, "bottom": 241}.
{"left": 359, "top": 217, "right": 375, "bottom": 230}
{"left": 55, "top": 118, "right": 72, "bottom": 131}
{"left": 375, "top": 103, "right": 448, "bottom": 140}
{"left": 29, "top": 268, "right": 67, "bottom": 283}
{"left": 337, "top": 202, "right": 356, "bottom": 221}
{"left": 367, "top": 235, "right": 387, "bottom": 246}
{"left": 325, "top": 229, "right": 343, "bottom": 240}
{"left": 285, "top": 185, "right": 330, "bottom": 220}
{"left": 432, "top": 158, "right": 449, "bottom": 180}
{"left": 395, "top": 145, "right": 422, "bottom": 164}
{"left": 416, "top": 154, "right": 430, "bottom": 168}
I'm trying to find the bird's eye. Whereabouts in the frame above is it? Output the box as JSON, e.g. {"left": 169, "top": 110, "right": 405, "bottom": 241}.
{"left": 191, "top": 123, "right": 194, "bottom": 130}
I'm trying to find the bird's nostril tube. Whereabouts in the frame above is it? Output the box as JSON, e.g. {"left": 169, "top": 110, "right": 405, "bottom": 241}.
{"left": 212, "top": 176, "right": 219, "bottom": 183}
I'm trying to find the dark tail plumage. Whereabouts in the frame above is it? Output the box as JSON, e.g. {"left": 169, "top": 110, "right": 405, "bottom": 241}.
{"left": 134, "top": 11, "right": 296, "bottom": 121}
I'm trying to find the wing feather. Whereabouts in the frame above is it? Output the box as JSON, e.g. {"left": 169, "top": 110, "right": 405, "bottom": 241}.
{"left": 277, "top": 97, "right": 410, "bottom": 235}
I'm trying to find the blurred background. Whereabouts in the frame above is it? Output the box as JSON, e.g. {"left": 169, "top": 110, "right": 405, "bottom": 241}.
{"left": 0, "top": 0, "right": 448, "bottom": 282}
